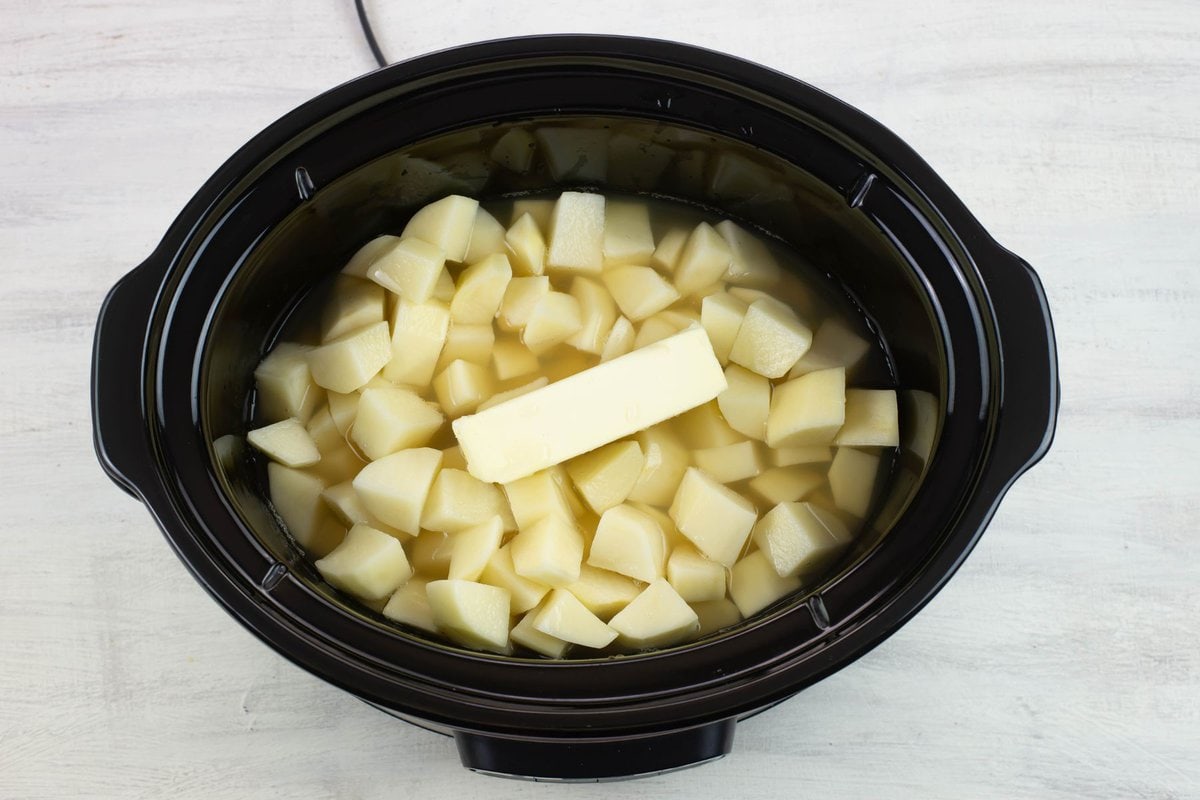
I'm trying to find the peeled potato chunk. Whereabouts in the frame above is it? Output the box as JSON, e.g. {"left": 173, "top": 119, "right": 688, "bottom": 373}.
{"left": 320, "top": 480, "right": 401, "bottom": 538}
{"left": 729, "top": 298, "right": 813, "bottom": 379}
{"left": 753, "top": 501, "right": 852, "bottom": 579}
{"left": 835, "top": 389, "right": 900, "bottom": 447}
{"left": 510, "top": 514, "right": 585, "bottom": 587}
{"left": 497, "top": 276, "right": 551, "bottom": 332}
{"left": 510, "top": 198, "right": 554, "bottom": 232}
{"left": 267, "top": 463, "right": 344, "bottom": 557}
{"left": 479, "top": 545, "right": 550, "bottom": 614}
{"left": 789, "top": 317, "right": 872, "bottom": 377}
{"left": 342, "top": 234, "right": 400, "bottom": 278}
{"left": 247, "top": 418, "right": 320, "bottom": 468}
{"left": 717, "top": 364, "right": 770, "bottom": 440}
{"left": 450, "top": 253, "right": 512, "bottom": 324}
{"left": 522, "top": 291, "right": 583, "bottom": 354}
{"left": 491, "top": 127, "right": 537, "bottom": 173}
{"left": 321, "top": 275, "right": 386, "bottom": 342}
{"left": 433, "top": 359, "right": 494, "bottom": 417}
{"left": 602, "top": 200, "right": 655, "bottom": 266}
{"left": 427, "top": 579, "right": 511, "bottom": 653}
{"left": 693, "top": 597, "right": 742, "bottom": 636}
{"left": 352, "top": 448, "right": 443, "bottom": 535}
{"left": 566, "top": 276, "right": 617, "bottom": 355}
{"left": 255, "top": 343, "right": 319, "bottom": 423}
{"left": 700, "top": 291, "right": 749, "bottom": 365}
{"left": 627, "top": 424, "right": 690, "bottom": 506}
{"left": 674, "top": 222, "right": 733, "bottom": 296}
{"left": 673, "top": 401, "right": 743, "bottom": 449}
{"left": 827, "top": 447, "right": 881, "bottom": 519}
{"left": 368, "top": 237, "right": 446, "bottom": 304}
{"left": 669, "top": 467, "right": 758, "bottom": 567}
{"left": 651, "top": 228, "right": 688, "bottom": 273}
{"left": 666, "top": 544, "right": 727, "bottom": 603}
{"left": 747, "top": 466, "right": 826, "bottom": 507}
{"left": 447, "top": 517, "right": 505, "bottom": 581}
{"left": 401, "top": 194, "right": 479, "bottom": 262}
{"left": 503, "top": 468, "right": 576, "bottom": 530}
{"left": 422, "top": 468, "right": 515, "bottom": 533}
{"left": 603, "top": 265, "right": 680, "bottom": 321}
{"left": 566, "top": 441, "right": 645, "bottom": 515}
{"left": 633, "top": 313, "right": 684, "bottom": 350}
{"left": 715, "top": 220, "right": 781, "bottom": 288}
{"left": 463, "top": 207, "right": 508, "bottom": 264}
{"left": 565, "top": 565, "right": 642, "bottom": 620}
{"left": 537, "top": 128, "right": 609, "bottom": 183}
{"left": 511, "top": 607, "right": 570, "bottom": 658}
{"left": 546, "top": 191, "right": 605, "bottom": 274}
{"left": 588, "top": 503, "right": 666, "bottom": 583}
{"left": 504, "top": 212, "right": 546, "bottom": 277}
{"left": 608, "top": 578, "right": 699, "bottom": 649}
{"left": 599, "top": 315, "right": 636, "bottom": 362}
{"left": 532, "top": 588, "right": 617, "bottom": 649}
{"left": 351, "top": 387, "right": 443, "bottom": 460}
{"left": 729, "top": 550, "right": 802, "bottom": 617}
{"left": 315, "top": 524, "right": 413, "bottom": 600}
{"left": 491, "top": 338, "right": 539, "bottom": 381}
{"left": 436, "top": 323, "right": 495, "bottom": 371}
{"left": 693, "top": 440, "right": 764, "bottom": 484}
{"left": 306, "top": 321, "right": 391, "bottom": 393}
{"left": 384, "top": 298, "right": 450, "bottom": 386}
{"left": 382, "top": 576, "right": 438, "bottom": 633}
{"left": 772, "top": 445, "right": 833, "bottom": 467}
{"left": 766, "top": 367, "right": 846, "bottom": 448}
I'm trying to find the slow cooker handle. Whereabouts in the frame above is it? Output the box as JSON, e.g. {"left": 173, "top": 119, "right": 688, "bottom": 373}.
{"left": 453, "top": 719, "right": 737, "bottom": 781}
{"left": 976, "top": 246, "right": 1060, "bottom": 492}
{"left": 91, "top": 257, "right": 162, "bottom": 499}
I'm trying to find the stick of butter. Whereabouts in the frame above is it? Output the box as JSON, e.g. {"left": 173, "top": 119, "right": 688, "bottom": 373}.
{"left": 454, "top": 326, "right": 727, "bottom": 484}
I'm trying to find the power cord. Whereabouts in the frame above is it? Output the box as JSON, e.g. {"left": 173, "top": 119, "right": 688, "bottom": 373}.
{"left": 353, "top": 0, "right": 389, "bottom": 68}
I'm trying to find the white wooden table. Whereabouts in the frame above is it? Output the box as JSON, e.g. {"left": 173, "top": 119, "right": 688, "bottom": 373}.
{"left": 3, "top": 1, "right": 1197, "bottom": 797}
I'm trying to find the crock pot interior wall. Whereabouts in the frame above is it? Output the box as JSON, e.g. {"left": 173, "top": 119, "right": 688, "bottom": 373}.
{"left": 204, "top": 114, "right": 945, "bottom": 640}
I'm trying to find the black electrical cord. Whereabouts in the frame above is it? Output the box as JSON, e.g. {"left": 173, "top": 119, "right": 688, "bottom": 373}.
{"left": 354, "top": 0, "right": 389, "bottom": 68}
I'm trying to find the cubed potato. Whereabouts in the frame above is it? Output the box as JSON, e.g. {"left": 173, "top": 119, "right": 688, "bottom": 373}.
{"left": 566, "top": 441, "right": 645, "bottom": 514}
{"left": 836, "top": 389, "right": 900, "bottom": 447}
{"left": 673, "top": 401, "right": 743, "bottom": 449}
{"left": 700, "top": 292, "right": 749, "bottom": 366}
{"left": 633, "top": 314, "right": 684, "bottom": 350}
{"left": 536, "top": 129, "right": 609, "bottom": 183}
{"left": 729, "top": 298, "right": 812, "bottom": 379}
{"left": 491, "top": 338, "right": 539, "bottom": 381}
{"left": 315, "top": 524, "right": 413, "bottom": 600}
{"left": 827, "top": 447, "right": 881, "bottom": 519}
{"left": 321, "top": 275, "right": 386, "bottom": 342}
{"left": 607, "top": 132, "right": 674, "bottom": 189}
{"left": 342, "top": 234, "right": 400, "bottom": 278}
{"left": 497, "top": 276, "right": 550, "bottom": 332}
{"left": 566, "top": 277, "right": 617, "bottom": 354}
{"left": 674, "top": 222, "right": 733, "bottom": 296}
{"left": 477, "top": 377, "right": 550, "bottom": 411}
{"left": 715, "top": 220, "right": 781, "bottom": 287}
{"left": 478, "top": 544, "right": 550, "bottom": 613}
{"left": 351, "top": 387, "right": 443, "bottom": 460}
{"left": 602, "top": 200, "right": 655, "bottom": 266}
{"left": 351, "top": 448, "right": 443, "bottom": 534}
{"left": 693, "top": 440, "right": 764, "bottom": 484}
{"left": 709, "top": 151, "right": 791, "bottom": 204}
{"left": 320, "top": 480, "right": 404, "bottom": 539}
{"left": 212, "top": 434, "right": 242, "bottom": 472}
{"left": 789, "top": 317, "right": 872, "bottom": 377}
{"left": 903, "top": 389, "right": 939, "bottom": 463}
{"left": 410, "top": 530, "right": 453, "bottom": 579}
{"left": 521, "top": 291, "right": 583, "bottom": 354}
{"left": 772, "top": 445, "right": 833, "bottom": 467}
{"left": 667, "top": 544, "right": 727, "bottom": 602}
{"left": 490, "top": 127, "right": 537, "bottom": 173}
{"left": 463, "top": 207, "right": 508, "bottom": 264}
{"left": 503, "top": 468, "right": 576, "bottom": 530}
{"left": 504, "top": 212, "right": 546, "bottom": 276}
{"left": 747, "top": 466, "right": 825, "bottom": 506}
{"left": 531, "top": 588, "right": 617, "bottom": 649}
{"left": 510, "top": 514, "right": 584, "bottom": 587}
{"left": 510, "top": 198, "right": 554, "bottom": 233}
{"left": 587, "top": 503, "right": 666, "bottom": 583}
{"left": 306, "top": 321, "right": 391, "bottom": 393}
{"left": 717, "top": 364, "right": 770, "bottom": 440}
{"left": 766, "top": 367, "right": 846, "bottom": 447}
{"left": 436, "top": 323, "right": 494, "bottom": 373}
{"left": 565, "top": 565, "right": 642, "bottom": 620}
{"left": 305, "top": 406, "right": 342, "bottom": 454}
{"left": 603, "top": 265, "right": 681, "bottom": 321}
{"left": 729, "top": 550, "right": 802, "bottom": 617}
{"left": 267, "top": 463, "right": 344, "bottom": 557}
{"left": 669, "top": 467, "right": 757, "bottom": 567}
{"left": 546, "top": 191, "right": 605, "bottom": 273}
{"left": 627, "top": 424, "right": 690, "bottom": 506}
{"left": 427, "top": 579, "right": 511, "bottom": 653}
{"left": 422, "top": 468, "right": 515, "bottom": 533}
{"left": 630, "top": 502, "right": 686, "bottom": 549}
{"left": 383, "top": 298, "right": 450, "bottom": 387}
{"left": 400, "top": 194, "right": 479, "bottom": 262}
{"left": 247, "top": 418, "right": 321, "bottom": 468}
{"left": 692, "top": 598, "right": 742, "bottom": 637}
{"left": 450, "top": 253, "right": 512, "bottom": 324}
{"left": 447, "top": 517, "right": 505, "bottom": 581}
{"left": 358, "top": 375, "right": 394, "bottom": 393}
{"left": 431, "top": 266, "right": 456, "bottom": 301}
{"left": 326, "top": 390, "right": 359, "bottom": 437}
{"left": 511, "top": 607, "right": 570, "bottom": 658}
{"left": 599, "top": 315, "right": 635, "bottom": 362}
{"left": 367, "top": 237, "right": 446, "bottom": 304}
{"left": 255, "top": 343, "right": 319, "bottom": 423}
{"left": 308, "top": 444, "right": 364, "bottom": 486}
{"left": 752, "top": 501, "right": 852, "bottom": 579}
{"left": 382, "top": 577, "right": 438, "bottom": 633}
{"left": 608, "top": 578, "right": 698, "bottom": 649}
{"left": 432, "top": 359, "right": 494, "bottom": 417}
{"left": 651, "top": 228, "right": 688, "bottom": 273}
